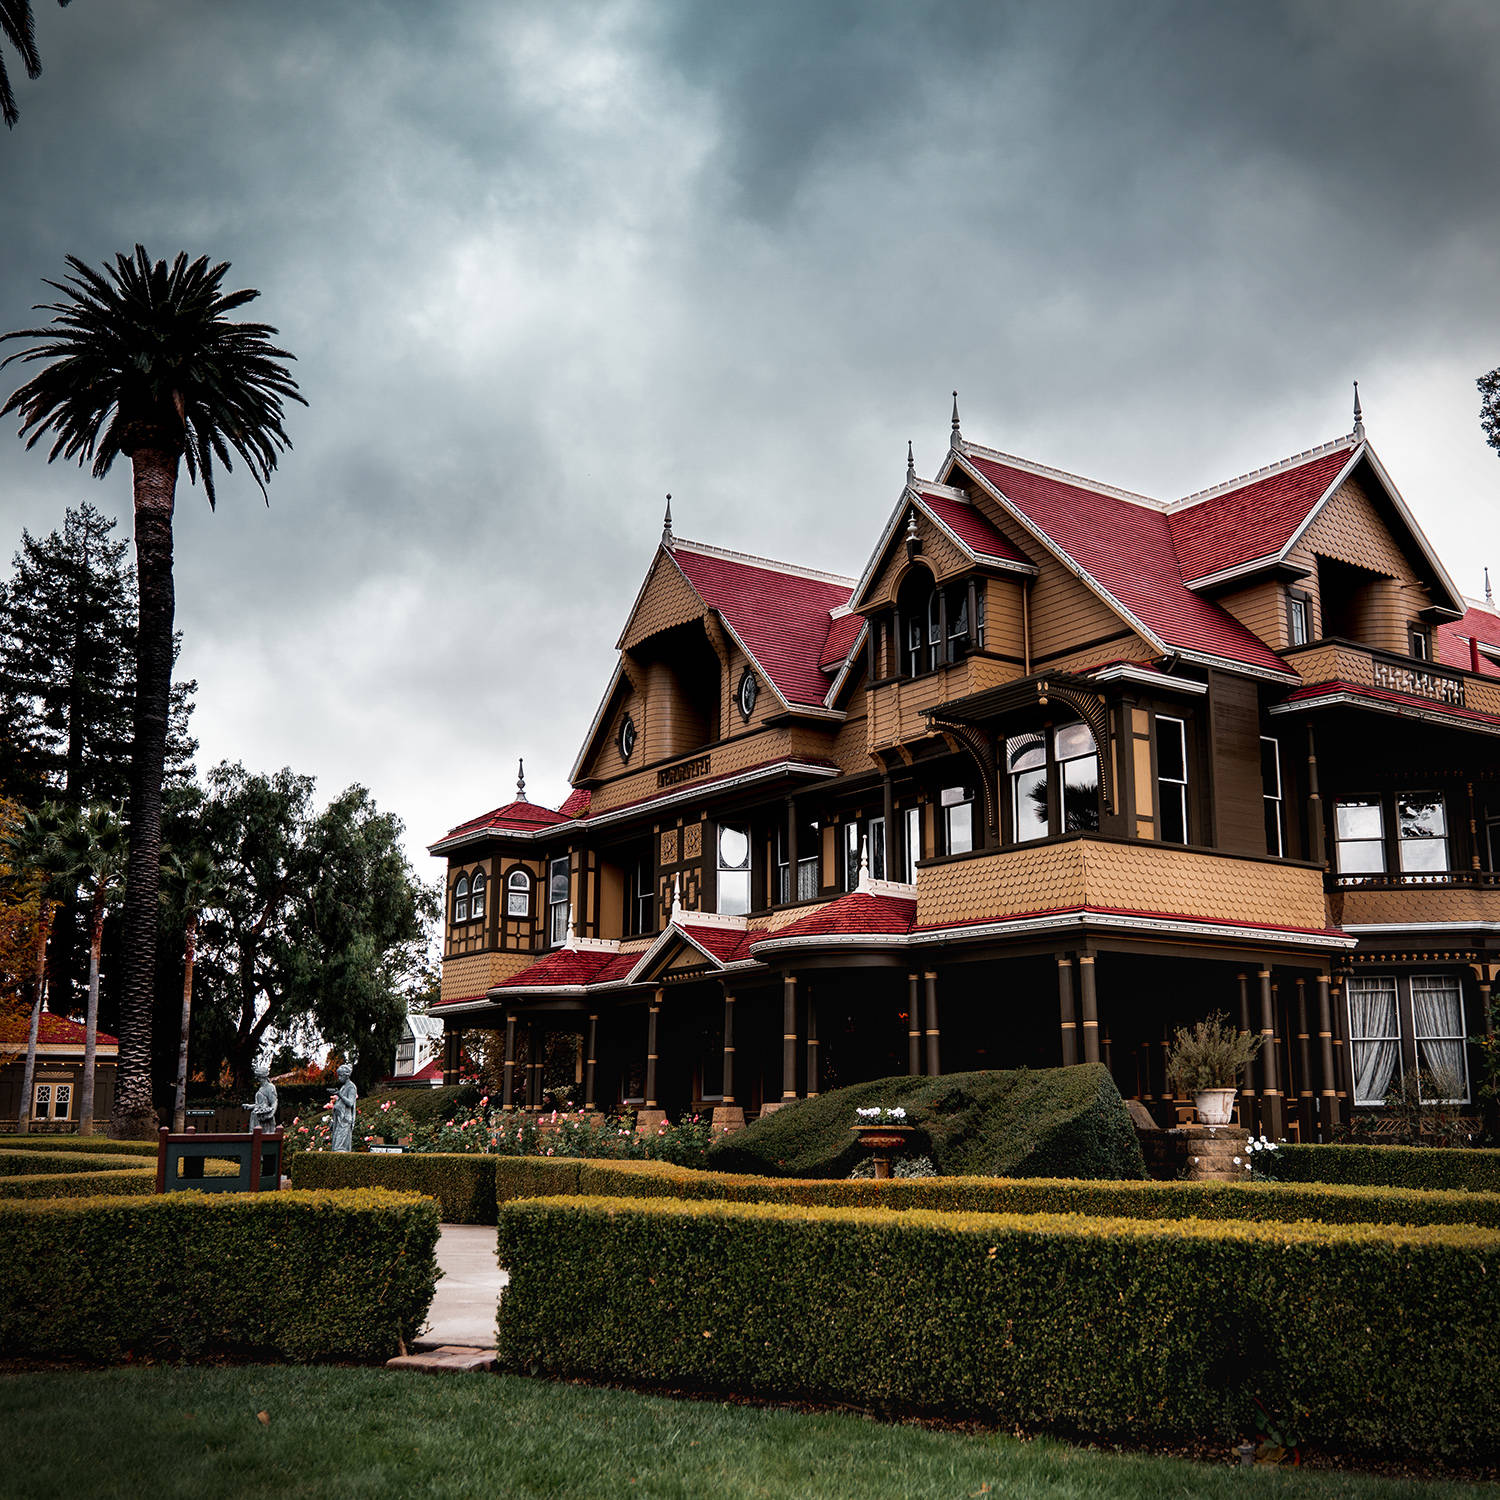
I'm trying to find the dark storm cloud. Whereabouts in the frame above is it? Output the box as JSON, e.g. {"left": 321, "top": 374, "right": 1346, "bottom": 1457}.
{"left": 2, "top": 1, "right": 1499, "bottom": 865}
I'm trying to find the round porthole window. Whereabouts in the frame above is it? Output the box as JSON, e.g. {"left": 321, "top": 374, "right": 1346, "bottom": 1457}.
{"left": 737, "top": 669, "right": 758, "bottom": 720}
{"left": 618, "top": 714, "right": 637, "bottom": 761}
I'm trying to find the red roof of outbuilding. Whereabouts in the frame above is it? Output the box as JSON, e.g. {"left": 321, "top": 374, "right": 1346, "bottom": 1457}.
{"left": 671, "top": 542, "right": 854, "bottom": 707}
{"left": 754, "top": 891, "right": 916, "bottom": 945}
{"left": 1167, "top": 444, "right": 1355, "bottom": 583}
{"left": 0, "top": 1013, "right": 117, "bottom": 1048}
{"left": 1438, "top": 604, "right": 1500, "bottom": 680}
{"left": 964, "top": 452, "right": 1292, "bottom": 676}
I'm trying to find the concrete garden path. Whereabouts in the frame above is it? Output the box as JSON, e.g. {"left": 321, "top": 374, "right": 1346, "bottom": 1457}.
{"left": 388, "top": 1224, "right": 507, "bottom": 1371}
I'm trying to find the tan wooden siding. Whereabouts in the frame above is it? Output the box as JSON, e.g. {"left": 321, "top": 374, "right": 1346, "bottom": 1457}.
{"left": 1333, "top": 886, "right": 1500, "bottom": 928}
{"left": 1036, "top": 633, "right": 1154, "bottom": 676}
{"left": 620, "top": 551, "right": 706, "bottom": 650}
{"left": 984, "top": 577, "right": 1026, "bottom": 663}
{"left": 865, "top": 656, "right": 1023, "bottom": 755}
{"left": 1218, "top": 580, "right": 1285, "bottom": 651}
{"left": 439, "top": 950, "right": 537, "bottom": 1003}
{"left": 445, "top": 856, "right": 494, "bottom": 957}
{"left": 587, "top": 726, "right": 814, "bottom": 815}
{"left": 863, "top": 514, "right": 974, "bottom": 608}
{"left": 1208, "top": 671, "right": 1269, "bottom": 857}
{"left": 579, "top": 682, "right": 643, "bottom": 784}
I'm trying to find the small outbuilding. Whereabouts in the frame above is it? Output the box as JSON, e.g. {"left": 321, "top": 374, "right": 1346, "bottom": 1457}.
{"left": 0, "top": 1012, "right": 118, "bottom": 1131}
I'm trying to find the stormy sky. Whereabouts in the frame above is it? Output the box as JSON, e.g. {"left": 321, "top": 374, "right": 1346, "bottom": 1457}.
{"left": 3, "top": 0, "right": 1500, "bottom": 876}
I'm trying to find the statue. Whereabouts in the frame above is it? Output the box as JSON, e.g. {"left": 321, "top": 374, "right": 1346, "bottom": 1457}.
{"left": 247, "top": 1064, "right": 278, "bottom": 1134}
{"left": 330, "top": 1063, "right": 358, "bottom": 1152}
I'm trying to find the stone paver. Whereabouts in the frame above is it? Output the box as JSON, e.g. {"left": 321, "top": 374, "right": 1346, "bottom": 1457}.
{"left": 414, "top": 1223, "right": 508, "bottom": 1352}
{"left": 386, "top": 1345, "right": 497, "bottom": 1374}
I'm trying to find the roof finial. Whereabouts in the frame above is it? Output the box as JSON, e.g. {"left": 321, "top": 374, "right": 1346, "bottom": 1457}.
{"left": 566, "top": 903, "right": 577, "bottom": 948}
{"left": 670, "top": 872, "right": 683, "bottom": 923}
{"left": 906, "top": 439, "right": 916, "bottom": 486}
{"left": 516, "top": 758, "right": 527, "bottom": 803}
{"left": 662, "top": 494, "right": 675, "bottom": 549}
{"left": 1487, "top": 567, "right": 1494, "bottom": 607}
{"left": 950, "top": 390, "right": 962, "bottom": 450}
{"left": 1352, "top": 380, "right": 1364, "bottom": 442}
{"left": 857, "top": 835, "right": 871, "bottom": 893}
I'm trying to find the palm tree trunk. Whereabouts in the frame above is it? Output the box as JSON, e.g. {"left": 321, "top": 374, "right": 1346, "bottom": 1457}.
{"left": 17, "top": 905, "right": 52, "bottom": 1137}
{"left": 172, "top": 909, "right": 197, "bottom": 1135}
{"left": 111, "top": 445, "right": 178, "bottom": 1138}
{"left": 78, "top": 878, "right": 106, "bottom": 1136}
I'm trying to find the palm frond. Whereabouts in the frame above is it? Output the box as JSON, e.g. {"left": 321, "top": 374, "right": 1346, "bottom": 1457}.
{"left": 1, "top": 0, "right": 70, "bottom": 129}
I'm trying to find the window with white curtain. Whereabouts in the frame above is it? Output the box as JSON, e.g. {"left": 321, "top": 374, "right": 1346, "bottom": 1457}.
{"left": 1347, "top": 976, "right": 1401, "bottom": 1105}
{"left": 506, "top": 869, "right": 531, "bottom": 917}
{"left": 1412, "top": 975, "right": 1469, "bottom": 1102}
{"left": 548, "top": 856, "right": 571, "bottom": 945}
{"left": 452, "top": 875, "right": 469, "bottom": 923}
{"left": 901, "top": 806, "right": 921, "bottom": 883}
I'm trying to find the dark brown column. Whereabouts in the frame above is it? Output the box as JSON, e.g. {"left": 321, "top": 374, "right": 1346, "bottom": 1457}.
{"left": 1331, "top": 975, "right": 1352, "bottom": 1107}
{"left": 645, "top": 991, "right": 661, "bottom": 1110}
{"left": 501, "top": 1015, "right": 517, "bottom": 1110}
{"left": 1481, "top": 978, "right": 1494, "bottom": 1040}
{"left": 1057, "top": 954, "right": 1078, "bottom": 1066}
{"left": 782, "top": 974, "right": 799, "bottom": 1101}
{"left": 907, "top": 974, "right": 922, "bottom": 1075}
{"left": 1295, "top": 978, "right": 1315, "bottom": 1142}
{"left": 924, "top": 971, "right": 941, "bottom": 1076}
{"left": 584, "top": 1012, "right": 598, "bottom": 1111}
{"left": 785, "top": 800, "right": 798, "bottom": 905}
{"left": 1236, "top": 973, "right": 1257, "bottom": 1131}
{"left": 721, "top": 986, "right": 736, "bottom": 1105}
{"left": 1259, "top": 969, "right": 1284, "bottom": 1138}
{"left": 806, "top": 987, "right": 820, "bottom": 1099}
{"left": 1316, "top": 974, "right": 1339, "bottom": 1137}
{"left": 1078, "top": 954, "right": 1100, "bottom": 1064}
{"left": 529, "top": 1024, "right": 543, "bottom": 1109}
{"left": 1306, "top": 723, "right": 1326, "bottom": 866}
{"left": 443, "top": 1027, "right": 461, "bottom": 1087}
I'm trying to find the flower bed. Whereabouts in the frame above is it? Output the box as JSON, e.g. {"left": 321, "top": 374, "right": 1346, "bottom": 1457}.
{"left": 496, "top": 1195, "right": 1500, "bottom": 1460}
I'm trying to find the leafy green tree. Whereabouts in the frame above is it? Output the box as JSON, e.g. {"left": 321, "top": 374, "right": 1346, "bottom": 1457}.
{"left": 1481, "top": 367, "right": 1500, "bottom": 457}
{"left": 160, "top": 842, "right": 221, "bottom": 1133}
{"left": 0, "top": 0, "right": 69, "bottom": 130}
{"left": 2, "top": 248, "right": 304, "bottom": 1136}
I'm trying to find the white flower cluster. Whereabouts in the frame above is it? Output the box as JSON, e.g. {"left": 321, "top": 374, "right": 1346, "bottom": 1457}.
{"left": 1243, "top": 1134, "right": 1281, "bottom": 1171}
{"left": 855, "top": 1105, "right": 907, "bottom": 1122}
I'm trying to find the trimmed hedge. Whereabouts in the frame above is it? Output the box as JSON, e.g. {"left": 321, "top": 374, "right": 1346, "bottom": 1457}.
{"left": 705, "top": 1067, "right": 1144, "bottom": 1181}
{"left": 0, "top": 1167, "right": 154, "bottom": 1199}
{"left": 0, "top": 1149, "right": 151, "bottom": 1177}
{"left": 493, "top": 1155, "right": 1500, "bottom": 1229}
{"left": 0, "top": 1136, "right": 154, "bottom": 1155}
{"left": 291, "top": 1151, "right": 497, "bottom": 1223}
{"left": 497, "top": 1195, "right": 1500, "bottom": 1460}
{"left": 0, "top": 1189, "right": 439, "bottom": 1361}
{"left": 359, "top": 1084, "right": 480, "bottom": 1127}
{"left": 1261, "top": 1143, "right": 1500, "bottom": 1193}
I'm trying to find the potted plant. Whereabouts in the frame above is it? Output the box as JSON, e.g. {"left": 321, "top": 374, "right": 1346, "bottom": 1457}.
{"left": 1165, "top": 1014, "right": 1261, "bottom": 1126}
{"left": 851, "top": 1105, "right": 918, "bottom": 1179}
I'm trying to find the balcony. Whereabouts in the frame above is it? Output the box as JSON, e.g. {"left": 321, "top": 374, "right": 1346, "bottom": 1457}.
{"left": 1327, "top": 869, "right": 1500, "bottom": 932}
{"left": 1278, "top": 640, "right": 1500, "bottom": 724}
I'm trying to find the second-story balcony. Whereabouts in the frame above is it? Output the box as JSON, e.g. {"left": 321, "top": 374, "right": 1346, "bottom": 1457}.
{"left": 1275, "top": 639, "right": 1500, "bottom": 730}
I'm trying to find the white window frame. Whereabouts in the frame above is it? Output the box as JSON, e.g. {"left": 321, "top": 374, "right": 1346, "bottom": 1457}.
{"left": 1156, "top": 716, "right": 1188, "bottom": 845}
{"left": 453, "top": 875, "right": 469, "bottom": 924}
{"left": 941, "top": 785, "right": 975, "bottom": 855}
{"left": 1396, "top": 791, "right": 1449, "bottom": 876}
{"left": 548, "top": 856, "right": 571, "bottom": 946}
{"left": 469, "top": 870, "right": 486, "bottom": 921}
{"left": 1261, "top": 735, "right": 1284, "bottom": 857}
{"left": 1347, "top": 975, "right": 1402, "bottom": 1106}
{"left": 506, "top": 869, "right": 531, "bottom": 917}
{"left": 902, "top": 806, "right": 921, "bottom": 884}
{"left": 1335, "top": 797, "right": 1386, "bottom": 875}
{"left": 717, "top": 823, "right": 751, "bottom": 916}
{"left": 1288, "top": 592, "right": 1310, "bottom": 647}
{"left": 1411, "top": 974, "right": 1470, "bottom": 1103}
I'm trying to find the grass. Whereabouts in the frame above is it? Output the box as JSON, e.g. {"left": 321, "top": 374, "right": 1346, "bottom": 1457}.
{"left": 0, "top": 1366, "right": 1489, "bottom": 1500}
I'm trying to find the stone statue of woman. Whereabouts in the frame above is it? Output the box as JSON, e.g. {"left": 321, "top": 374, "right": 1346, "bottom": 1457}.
{"left": 247, "top": 1064, "right": 278, "bottom": 1134}
{"left": 330, "top": 1063, "right": 358, "bottom": 1152}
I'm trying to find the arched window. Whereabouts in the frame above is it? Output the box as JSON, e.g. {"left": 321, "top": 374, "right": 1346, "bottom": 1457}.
{"left": 1007, "top": 720, "right": 1100, "bottom": 842}
{"left": 897, "top": 569, "right": 940, "bottom": 678}
{"left": 506, "top": 868, "right": 531, "bottom": 917}
{"left": 469, "top": 870, "right": 486, "bottom": 920}
{"left": 452, "top": 875, "right": 469, "bottom": 923}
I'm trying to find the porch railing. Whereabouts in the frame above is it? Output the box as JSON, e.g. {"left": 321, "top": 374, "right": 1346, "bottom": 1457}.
{"left": 1328, "top": 870, "right": 1500, "bottom": 890}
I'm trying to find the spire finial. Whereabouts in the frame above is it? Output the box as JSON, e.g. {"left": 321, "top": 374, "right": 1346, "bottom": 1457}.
{"left": 670, "top": 872, "right": 683, "bottom": 923}
{"left": 566, "top": 903, "right": 577, "bottom": 947}
{"left": 1486, "top": 567, "right": 1494, "bottom": 607}
{"left": 516, "top": 758, "right": 527, "bottom": 802}
{"left": 1352, "top": 380, "right": 1364, "bottom": 441}
{"left": 857, "top": 835, "right": 871, "bottom": 893}
{"left": 662, "top": 494, "right": 674, "bottom": 549}
{"left": 950, "top": 390, "right": 962, "bottom": 450}
{"left": 906, "top": 439, "right": 915, "bottom": 486}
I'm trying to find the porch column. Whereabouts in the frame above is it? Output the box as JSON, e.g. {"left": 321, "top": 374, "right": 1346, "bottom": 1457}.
{"left": 721, "top": 986, "right": 736, "bottom": 1105}
{"left": 1306, "top": 724, "right": 1326, "bottom": 866}
{"left": 1236, "top": 973, "right": 1257, "bottom": 1130}
{"left": 1316, "top": 974, "right": 1340, "bottom": 1136}
{"left": 442, "top": 1027, "right": 461, "bottom": 1087}
{"left": 583, "top": 1012, "right": 598, "bottom": 1112}
{"left": 527, "top": 1025, "right": 542, "bottom": 1109}
{"left": 785, "top": 799, "right": 798, "bottom": 905}
{"left": 1295, "top": 978, "right": 1315, "bottom": 1142}
{"left": 645, "top": 990, "right": 661, "bottom": 1110}
{"left": 1057, "top": 954, "right": 1078, "bottom": 1066}
{"left": 907, "top": 974, "right": 922, "bottom": 1074}
{"left": 1078, "top": 954, "right": 1100, "bottom": 1065}
{"left": 923, "top": 971, "right": 941, "bottom": 1076}
{"left": 1481, "top": 977, "right": 1494, "bottom": 1040}
{"left": 1331, "top": 974, "right": 1353, "bottom": 1108}
{"left": 806, "top": 987, "right": 820, "bottom": 1099}
{"left": 501, "top": 1015, "right": 517, "bottom": 1110}
{"left": 782, "top": 974, "right": 799, "bottom": 1101}
{"left": 1259, "top": 970, "right": 1284, "bottom": 1138}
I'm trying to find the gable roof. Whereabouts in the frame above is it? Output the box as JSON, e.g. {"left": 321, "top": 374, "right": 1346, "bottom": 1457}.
{"left": 1438, "top": 600, "right": 1500, "bottom": 679}
{"left": 626, "top": 914, "right": 755, "bottom": 984}
{"left": 0, "top": 1012, "right": 118, "bottom": 1050}
{"left": 957, "top": 448, "right": 1294, "bottom": 678}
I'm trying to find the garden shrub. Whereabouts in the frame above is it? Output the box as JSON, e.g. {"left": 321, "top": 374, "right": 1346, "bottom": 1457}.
{"left": 705, "top": 1067, "right": 1144, "bottom": 1180}
{"left": 0, "top": 1137, "right": 154, "bottom": 1155}
{"left": 361, "top": 1084, "right": 479, "bottom": 1127}
{"left": 497, "top": 1195, "right": 1500, "bottom": 1460}
{"left": 0, "top": 1167, "right": 154, "bottom": 1199}
{"left": 0, "top": 1189, "right": 438, "bottom": 1361}
{"left": 291, "top": 1152, "right": 497, "bottom": 1223}
{"left": 1258, "top": 1142, "right": 1500, "bottom": 1193}
{"left": 0, "top": 1150, "right": 147, "bottom": 1177}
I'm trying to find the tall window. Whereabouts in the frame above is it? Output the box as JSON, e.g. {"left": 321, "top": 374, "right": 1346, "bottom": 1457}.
{"left": 901, "top": 806, "right": 921, "bottom": 883}
{"left": 869, "top": 816, "right": 886, "bottom": 881}
{"left": 1336, "top": 797, "right": 1385, "bottom": 873}
{"left": 718, "top": 824, "right": 751, "bottom": 915}
{"left": 1409, "top": 626, "right": 1431, "bottom": 661}
{"left": 1261, "top": 736, "right": 1284, "bottom": 857}
{"left": 1288, "top": 593, "right": 1310, "bottom": 647}
{"left": 506, "top": 869, "right": 531, "bottom": 917}
{"left": 844, "top": 816, "right": 887, "bottom": 888}
{"left": 627, "top": 856, "right": 654, "bottom": 935}
{"left": 941, "top": 786, "right": 974, "bottom": 854}
{"left": 548, "top": 856, "right": 570, "bottom": 945}
{"left": 1347, "top": 976, "right": 1400, "bottom": 1105}
{"left": 1156, "top": 716, "right": 1188, "bottom": 844}
{"left": 469, "top": 870, "right": 486, "bottom": 921}
{"left": 1056, "top": 723, "right": 1100, "bottom": 833}
{"left": 1008, "top": 722, "right": 1100, "bottom": 842}
{"left": 776, "top": 816, "right": 821, "bottom": 902}
{"left": 1397, "top": 792, "right": 1448, "bottom": 873}
{"left": 1412, "top": 976, "right": 1468, "bottom": 1102}
{"left": 1009, "top": 731, "right": 1048, "bottom": 843}
{"left": 905, "top": 591, "right": 941, "bottom": 676}
{"left": 452, "top": 875, "right": 469, "bottom": 923}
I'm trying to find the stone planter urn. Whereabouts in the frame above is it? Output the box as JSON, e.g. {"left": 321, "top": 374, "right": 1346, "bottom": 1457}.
{"left": 1193, "top": 1088, "right": 1237, "bottom": 1126}
{"left": 851, "top": 1123, "right": 918, "bottom": 1180}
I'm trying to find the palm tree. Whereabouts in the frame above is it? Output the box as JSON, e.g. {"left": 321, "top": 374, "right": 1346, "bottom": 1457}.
{"left": 161, "top": 845, "right": 221, "bottom": 1134}
{"left": 52, "top": 801, "right": 126, "bottom": 1135}
{"left": 1, "top": 0, "right": 70, "bottom": 129}
{"left": 1, "top": 248, "right": 304, "bottom": 1136}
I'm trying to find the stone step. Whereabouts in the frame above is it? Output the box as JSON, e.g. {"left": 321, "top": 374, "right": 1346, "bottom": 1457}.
{"left": 386, "top": 1344, "right": 496, "bottom": 1373}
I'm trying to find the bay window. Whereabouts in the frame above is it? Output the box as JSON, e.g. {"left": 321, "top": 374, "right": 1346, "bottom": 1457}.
{"left": 1347, "top": 972, "right": 1472, "bottom": 1107}
{"left": 1007, "top": 720, "right": 1101, "bottom": 842}
{"left": 1334, "top": 792, "right": 1450, "bottom": 880}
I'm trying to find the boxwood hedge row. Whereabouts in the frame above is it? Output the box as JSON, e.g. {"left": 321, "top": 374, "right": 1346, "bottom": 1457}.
{"left": 0, "top": 1150, "right": 148, "bottom": 1177}
{"left": 0, "top": 1137, "right": 154, "bottom": 1154}
{"left": 1260, "top": 1143, "right": 1500, "bottom": 1193}
{"left": 291, "top": 1151, "right": 496, "bottom": 1223}
{"left": 0, "top": 1167, "right": 153, "bottom": 1199}
{"left": 497, "top": 1195, "right": 1500, "bottom": 1460}
{"left": 0, "top": 1189, "right": 439, "bottom": 1361}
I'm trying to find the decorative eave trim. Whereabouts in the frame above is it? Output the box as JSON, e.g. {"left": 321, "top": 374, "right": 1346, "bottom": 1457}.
{"left": 1267, "top": 690, "right": 1500, "bottom": 738}
{"left": 1170, "top": 434, "right": 1357, "bottom": 510}
{"left": 1088, "top": 664, "right": 1209, "bottom": 696}
{"left": 16, "top": 1043, "right": 120, "bottom": 1057}
{"left": 1165, "top": 647, "right": 1299, "bottom": 686}
{"left": 672, "top": 536, "right": 857, "bottom": 590}
{"left": 625, "top": 915, "right": 750, "bottom": 985}
{"left": 1342, "top": 921, "right": 1500, "bottom": 935}
{"left": 1350, "top": 445, "right": 1465, "bottom": 615}
{"left": 908, "top": 907, "right": 1356, "bottom": 950}
{"left": 749, "top": 929, "right": 912, "bottom": 957}
{"left": 863, "top": 877, "right": 917, "bottom": 899}
{"left": 823, "top": 620, "right": 869, "bottom": 708}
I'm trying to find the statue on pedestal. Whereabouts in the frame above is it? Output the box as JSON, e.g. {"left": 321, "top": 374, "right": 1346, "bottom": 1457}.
{"left": 247, "top": 1064, "right": 278, "bottom": 1134}
{"left": 330, "top": 1062, "right": 358, "bottom": 1152}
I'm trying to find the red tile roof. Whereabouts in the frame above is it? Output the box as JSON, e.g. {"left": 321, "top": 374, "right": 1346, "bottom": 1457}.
{"left": 753, "top": 891, "right": 916, "bottom": 944}
{"left": 819, "top": 611, "right": 864, "bottom": 671}
{"left": 671, "top": 543, "right": 854, "bottom": 706}
{"left": 1438, "top": 605, "right": 1500, "bottom": 680}
{"left": 920, "top": 488, "right": 1031, "bottom": 566}
{"left": 557, "top": 788, "right": 592, "bottom": 818}
{"left": 0, "top": 1013, "right": 117, "bottom": 1048}
{"left": 1167, "top": 445, "right": 1354, "bottom": 583}
{"left": 965, "top": 453, "right": 1292, "bottom": 676}
{"left": 673, "top": 919, "right": 755, "bottom": 965}
{"left": 491, "top": 947, "right": 625, "bottom": 990}
{"left": 1281, "top": 678, "right": 1500, "bottom": 730}
{"left": 440, "top": 799, "right": 572, "bottom": 842}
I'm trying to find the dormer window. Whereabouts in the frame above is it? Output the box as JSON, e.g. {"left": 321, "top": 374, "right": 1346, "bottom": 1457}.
{"left": 506, "top": 869, "right": 531, "bottom": 917}
{"left": 469, "top": 870, "right": 486, "bottom": 921}
{"left": 897, "top": 574, "right": 983, "bottom": 678}
{"left": 737, "top": 669, "right": 758, "bottom": 720}
{"left": 452, "top": 875, "right": 469, "bottom": 923}
{"left": 618, "top": 714, "right": 637, "bottom": 761}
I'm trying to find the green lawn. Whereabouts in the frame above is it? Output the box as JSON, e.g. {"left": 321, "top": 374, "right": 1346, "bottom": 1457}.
{"left": 0, "top": 1367, "right": 1490, "bottom": 1500}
